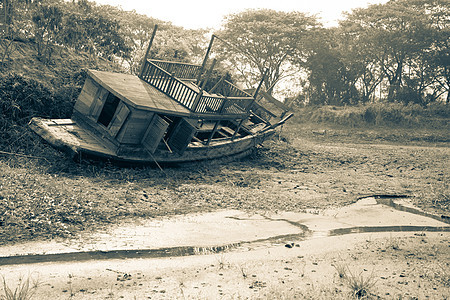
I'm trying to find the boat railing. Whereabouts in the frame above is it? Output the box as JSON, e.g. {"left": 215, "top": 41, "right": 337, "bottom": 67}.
{"left": 149, "top": 59, "right": 202, "bottom": 81}
{"left": 140, "top": 60, "right": 254, "bottom": 116}
{"left": 211, "top": 79, "right": 252, "bottom": 98}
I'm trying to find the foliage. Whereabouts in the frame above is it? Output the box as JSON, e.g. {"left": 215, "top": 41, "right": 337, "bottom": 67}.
{"left": 31, "top": 1, "right": 63, "bottom": 61}
{"left": 0, "top": 73, "right": 58, "bottom": 124}
{"left": 58, "top": 0, "right": 131, "bottom": 62}
{"left": 294, "top": 102, "right": 450, "bottom": 128}
{"left": 295, "top": 0, "right": 449, "bottom": 106}
{"left": 300, "top": 27, "right": 362, "bottom": 106}
{"left": 75, "top": 4, "right": 208, "bottom": 74}
{"left": 217, "top": 9, "right": 317, "bottom": 93}
{"left": 0, "top": 72, "right": 82, "bottom": 152}
{"left": 2, "top": 0, "right": 447, "bottom": 106}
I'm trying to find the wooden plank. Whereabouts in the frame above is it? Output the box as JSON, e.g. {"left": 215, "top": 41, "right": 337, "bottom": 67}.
{"left": 142, "top": 114, "right": 169, "bottom": 154}
{"left": 89, "top": 88, "right": 108, "bottom": 119}
{"left": 74, "top": 78, "right": 99, "bottom": 115}
{"left": 107, "top": 102, "right": 130, "bottom": 137}
{"left": 88, "top": 70, "right": 191, "bottom": 115}
{"left": 116, "top": 109, "right": 153, "bottom": 144}
{"left": 220, "top": 126, "right": 236, "bottom": 137}
{"left": 167, "top": 118, "right": 197, "bottom": 154}
{"left": 232, "top": 119, "right": 245, "bottom": 140}
{"left": 206, "top": 121, "right": 220, "bottom": 145}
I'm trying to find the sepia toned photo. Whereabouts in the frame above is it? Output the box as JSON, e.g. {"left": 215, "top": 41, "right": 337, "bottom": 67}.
{"left": 0, "top": 0, "right": 448, "bottom": 298}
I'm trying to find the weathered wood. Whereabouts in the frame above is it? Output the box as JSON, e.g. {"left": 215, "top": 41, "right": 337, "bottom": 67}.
{"left": 167, "top": 118, "right": 197, "bottom": 154}
{"left": 141, "top": 114, "right": 169, "bottom": 154}
{"left": 116, "top": 109, "right": 153, "bottom": 144}
{"left": 89, "top": 88, "right": 108, "bottom": 119}
{"left": 259, "top": 90, "right": 290, "bottom": 112}
{"left": 31, "top": 29, "right": 294, "bottom": 165}
{"left": 72, "top": 112, "right": 120, "bottom": 151}
{"left": 220, "top": 126, "right": 237, "bottom": 137}
{"left": 150, "top": 59, "right": 202, "bottom": 80}
{"left": 139, "top": 24, "right": 158, "bottom": 78}
{"left": 107, "top": 102, "right": 130, "bottom": 137}
{"left": 74, "top": 78, "right": 99, "bottom": 115}
{"left": 30, "top": 116, "right": 277, "bottom": 164}
{"left": 232, "top": 119, "right": 245, "bottom": 140}
{"left": 88, "top": 70, "right": 191, "bottom": 116}
{"left": 139, "top": 61, "right": 253, "bottom": 117}
{"left": 209, "top": 76, "right": 225, "bottom": 94}
{"left": 197, "top": 35, "right": 215, "bottom": 82}
{"left": 206, "top": 121, "right": 220, "bottom": 145}
{"left": 253, "top": 68, "right": 268, "bottom": 99}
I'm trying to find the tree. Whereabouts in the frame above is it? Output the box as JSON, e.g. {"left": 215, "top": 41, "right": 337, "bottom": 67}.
{"left": 59, "top": 1, "right": 130, "bottom": 62}
{"left": 342, "top": 0, "right": 441, "bottom": 102}
{"left": 217, "top": 9, "right": 317, "bottom": 94}
{"left": 418, "top": 0, "right": 450, "bottom": 103}
{"left": 94, "top": 5, "right": 207, "bottom": 74}
{"left": 32, "top": 0, "right": 63, "bottom": 62}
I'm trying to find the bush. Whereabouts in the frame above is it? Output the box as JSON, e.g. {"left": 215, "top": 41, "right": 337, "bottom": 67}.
{"left": 0, "top": 73, "right": 79, "bottom": 152}
{"left": 294, "top": 102, "right": 449, "bottom": 128}
{"left": 0, "top": 73, "right": 55, "bottom": 125}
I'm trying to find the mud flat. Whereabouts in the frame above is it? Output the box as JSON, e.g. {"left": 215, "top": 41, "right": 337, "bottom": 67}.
{"left": 0, "top": 197, "right": 448, "bottom": 299}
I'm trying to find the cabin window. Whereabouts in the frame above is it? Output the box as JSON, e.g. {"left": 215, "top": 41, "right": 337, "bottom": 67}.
{"left": 97, "top": 93, "right": 120, "bottom": 127}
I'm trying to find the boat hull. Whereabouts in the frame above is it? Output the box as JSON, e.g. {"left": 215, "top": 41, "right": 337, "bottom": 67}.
{"left": 29, "top": 117, "right": 275, "bottom": 164}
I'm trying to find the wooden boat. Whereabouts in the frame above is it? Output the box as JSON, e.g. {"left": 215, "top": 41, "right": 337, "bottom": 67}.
{"left": 30, "top": 28, "right": 292, "bottom": 165}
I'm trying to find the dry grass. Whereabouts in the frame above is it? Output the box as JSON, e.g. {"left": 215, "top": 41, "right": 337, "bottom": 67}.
{"left": 343, "top": 268, "right": 377, "bottom": 299}
{"left": 295, "top": 103, "right": 450, "bottom": 129}
{"left": 0, "top": 275, "right": 39, "bottom": 300}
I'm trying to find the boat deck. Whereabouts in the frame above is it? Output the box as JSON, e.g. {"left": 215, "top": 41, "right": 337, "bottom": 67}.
{"left": 29, "top": 118, "right": 116, "bottom": 158}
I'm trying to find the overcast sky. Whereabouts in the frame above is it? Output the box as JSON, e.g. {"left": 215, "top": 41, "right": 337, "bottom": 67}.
{"left": 93, "top": 0, "right": 388, "bottom": 29}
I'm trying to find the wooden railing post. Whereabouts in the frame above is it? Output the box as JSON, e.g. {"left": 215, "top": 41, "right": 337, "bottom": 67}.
{"left": 139, "top": 24, "right": 158, "bottom": 78}
{"left": 209, "top": 76, "right": 225, "bottom": 94}
{"left": 191, "top": 90, "right": 203, "bottom": 112}
{"left": 218, "top": 97, "right": 228, "bottom": 113}
{"left": 197, "top": 35, "right": 215, "bottom": 83}
{"left": 253, "top": 68, "right": 268, "bottom": 99}
{"left": 192, "top": 59, "right": 216, "bottom": 112}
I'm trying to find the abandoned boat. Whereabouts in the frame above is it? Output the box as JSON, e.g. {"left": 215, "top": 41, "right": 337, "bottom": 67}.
{"left": 30, "top": 30, "right": 292, "bottom": 164}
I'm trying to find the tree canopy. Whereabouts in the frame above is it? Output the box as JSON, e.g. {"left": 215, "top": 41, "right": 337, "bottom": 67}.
{"left": 297, "top": 0, "right": 449, "bottom": 105}
{"left": 1, "top": 0, "right": 448, "bottom": 105}
{"left": 216, "top": 9, "right": 317, "bottom": 94}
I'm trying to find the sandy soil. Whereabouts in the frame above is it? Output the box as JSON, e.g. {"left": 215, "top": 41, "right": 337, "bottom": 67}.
{"left": 1, "top": 123, "right": 448, "bottom": 244}
{"left": 1, "top": 197, "right": 449, "bottom": 299}
{"left": 0, "top": 232, "right": 448, "bottom": 299}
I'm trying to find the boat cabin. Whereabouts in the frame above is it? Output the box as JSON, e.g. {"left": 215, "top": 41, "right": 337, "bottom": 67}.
{"left": 72, "top": 58, "right": 269, "bottom": 158}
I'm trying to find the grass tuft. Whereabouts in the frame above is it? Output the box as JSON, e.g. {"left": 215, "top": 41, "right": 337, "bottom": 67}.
{"left": 332, "top": 261, "right": 347, "bottom": 279}
{"left": 0, "top": 275, "right": 40, "bottom": 300}
{"left": 343, "top": 268, "right": 377, "bottom": 299}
